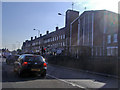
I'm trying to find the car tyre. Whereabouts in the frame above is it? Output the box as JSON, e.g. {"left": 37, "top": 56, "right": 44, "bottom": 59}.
{"left": 13, "top": 66, "right": 17, "bottom": 72}
{"left": 18, "top": 69, "right": 23, "bottom": 77}
{"left": 7, "top": 62, "right": 10, "bottom": 65}
{"left": 6, "top": 60, "right": 9, "bottom": 65}
{"left": 41, "top": 72, "right": 46, "bottom": 79}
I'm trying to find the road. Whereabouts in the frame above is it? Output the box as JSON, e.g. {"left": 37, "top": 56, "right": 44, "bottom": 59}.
{"left": 1, "top": 58, "right": 119, "bottom": 89}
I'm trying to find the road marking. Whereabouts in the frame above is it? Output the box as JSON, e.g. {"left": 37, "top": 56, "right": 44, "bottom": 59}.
{"left": 47, "top": 74, "right": 86, "bottom": 89}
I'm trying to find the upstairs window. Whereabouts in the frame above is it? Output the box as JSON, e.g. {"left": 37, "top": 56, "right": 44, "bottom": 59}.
{"left": 51, "top": 38, "right": 53, "bottom": 42}
{"left": 59, "top": 35, "right": 61, "bottom": 39}
{"left": 63, "top": 34, "right": 65, "bottom": 39}
{"left": 113, "top": 34, "right": 117, "bottom": 43}
{"left": 61, "top": 35, "right": 62, "bottom": 39}
{"left": 107, "top": 35, "right": 111, "bottom": 44}
{"left": 53, "top": 37, "right": 54, "bottom": 41}
{"left": 55, "top": 37, "right": 56, "bottom": 41}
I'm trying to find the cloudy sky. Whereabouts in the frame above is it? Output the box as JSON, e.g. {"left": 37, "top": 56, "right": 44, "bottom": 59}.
{"left": 1, "top": 0, "right": 119, "bottom": 51}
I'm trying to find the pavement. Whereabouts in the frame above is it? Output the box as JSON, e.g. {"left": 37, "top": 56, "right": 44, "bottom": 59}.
{"left": 47, "top": 64, "right": 119, "bottom": 88}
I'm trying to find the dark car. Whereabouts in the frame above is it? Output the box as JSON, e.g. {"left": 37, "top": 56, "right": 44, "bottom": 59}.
{"left": 6, "top": 55, "right": 20, "bottom": 65}
{"left": 13, "top": 54, "right": 47, "bottom": 78}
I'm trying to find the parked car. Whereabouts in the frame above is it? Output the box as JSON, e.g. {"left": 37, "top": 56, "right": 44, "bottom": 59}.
{"left": 6, "top": 55, "right": 20, "bottom": 65}
{"left": 13, "top": 54, "right": 47, "bottom": 78}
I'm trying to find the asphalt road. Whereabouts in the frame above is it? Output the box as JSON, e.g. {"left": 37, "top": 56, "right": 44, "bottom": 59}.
{"left": 1, "top": 58, "right": 119, "bottom": 89}
{"left": 2, "top": 58, "right": 77, "bottom": 89}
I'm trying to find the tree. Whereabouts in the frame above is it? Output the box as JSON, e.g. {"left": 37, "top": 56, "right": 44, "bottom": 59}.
{"left": 17, "top": 49, "right": 22, "bottom": 54}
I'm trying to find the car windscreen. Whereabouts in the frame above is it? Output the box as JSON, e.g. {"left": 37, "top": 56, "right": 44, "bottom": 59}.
{"left": 24, "top": 56, "right": 44, "bottom": 62}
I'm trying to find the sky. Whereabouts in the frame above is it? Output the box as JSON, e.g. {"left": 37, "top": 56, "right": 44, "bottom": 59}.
{"left": 1, "top": 0, "right": 120, "bottom": 51}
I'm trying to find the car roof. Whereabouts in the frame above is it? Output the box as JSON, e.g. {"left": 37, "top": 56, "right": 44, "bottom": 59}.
{"left": 21, "top": 54, "right": 41, "bottom": 57}
{"left": 22, "top": 54, "right": 34, "bottom": 56}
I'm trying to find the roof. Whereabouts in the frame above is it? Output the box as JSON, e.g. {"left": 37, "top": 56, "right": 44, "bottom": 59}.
{"left": 71, "top": 9, "right": 118, "bottom": 25}
{"left": 32, "top": 27, "right": 66, "bottom": 40}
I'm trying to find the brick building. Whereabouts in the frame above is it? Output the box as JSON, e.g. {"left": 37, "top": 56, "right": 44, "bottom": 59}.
{"left": 70, "top": 10, "right": 118, "bottom": 57}
{"left": 22, "top": 10, "right": 79, "bottom": 55}
{"left": 22, "top": 9, "right": 118, "bottom": 57}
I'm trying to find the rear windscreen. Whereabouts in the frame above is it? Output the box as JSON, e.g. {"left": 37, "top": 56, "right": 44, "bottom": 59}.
{"left": 24, "top": 56, "right": 44, "bottom": 62}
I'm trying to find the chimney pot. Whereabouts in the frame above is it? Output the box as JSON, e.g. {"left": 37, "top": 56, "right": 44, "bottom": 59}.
{"left": 31, "top": 37, "right": 33, "bottom": 40}
{"left": 46, "top": 31, "right": 49, "bottom": 34}
{"left": 56, "top": 27, "right": 59, "bottom": 31}
{"left": 40, "top": 34, "right": 42, "bottom": 37}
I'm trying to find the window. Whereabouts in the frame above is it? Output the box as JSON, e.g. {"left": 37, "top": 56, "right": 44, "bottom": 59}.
{"left": 53, "top": 37, "right": 54, "bottom": 41}
{"left": 107, "top": 48, "right": 111, "bottom": 56}
{"left": 107, "top": 47, "right": 118, "bottom": 56}
{"left": 33, "top": 43, "right": 35, "bottom": 46}
{"left": 55, "top": 37, "right": 56, "bottom": 41}
{"left": 100, "top": 48, "right": 102, "bottom": 56}
{"left": 59, "top": 35, "right": 61, "bottom": 39}
{"left": 113, "top": 34, "right": 117, "bottom": 43}
{"left": 48, "top": 39, "right": 49, "bottom": 42}
{"left": 51, "top": 38, "right": 53, "bottom": 42}
{"left": 116, "top": 48, "right": 118, "bottom": 56}
{"left": 63, "top": 34, "right": 65, "bottom": 39}
{"left": 63, "top": 42, "right": 65, "bottom": 46}
{"left": 61, "top": 35, "right": 62, "bottom": 39}
{"left": 96, "top": 47, "right": 97, "bottom": 56}
{"left": 107, "top": 35, "right": 111, "bottom": 44}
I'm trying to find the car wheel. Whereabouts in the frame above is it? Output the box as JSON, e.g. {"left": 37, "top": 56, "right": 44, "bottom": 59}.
{"left": 13, "top": 68, "right": 16, "bottom": 72}
{"left": 18, "top": 69, "right": 23, "bottom": 77}
{"left": 6, "top": 61, "right": 8, "bottom": 64}
{"left": 13, "top": 66, "right": 17, "bottom": 72}
{"left": 7, "top": 61, "right": 10, "bottom": 65}
{"left": 41, "top": 72, "right": 46, "bottom": 79}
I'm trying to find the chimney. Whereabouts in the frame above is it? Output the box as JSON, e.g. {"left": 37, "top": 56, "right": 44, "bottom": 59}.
{"left": 31, "top": 37, "right": 33, "bottom": 40}
{"left": 25, "top": 40, "right": 28, "bottom": 42}
{"left": 56, "top": 27, "right": 59, "bottom": 31}
{"left": 40, "top": 34, "right": 42, "bottom": 37}
{"left": 46, "top": 31, "right": 49, "bottom": 34}
{"left": 35, "top": 36, "right": 37, "bottom": 39}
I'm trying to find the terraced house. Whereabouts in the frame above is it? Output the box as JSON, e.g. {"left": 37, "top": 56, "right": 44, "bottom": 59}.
{"left": 22, "top": 10, "right": 79, "bottom": 55}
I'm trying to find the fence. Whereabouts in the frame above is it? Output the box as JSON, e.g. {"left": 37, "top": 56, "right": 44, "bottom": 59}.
{"left": 47, "top": 55, "right": 119, "bottom": 77}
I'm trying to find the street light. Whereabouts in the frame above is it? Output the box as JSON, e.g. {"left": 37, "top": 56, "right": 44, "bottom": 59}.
{"left": 33, "top": 29, "right": 40, "bottom": 37}
{"left": 58, "top": 13, "right": 65, "bottom": 16}
{"left": 16, "top": 41, "right": 20, "bottom": 49}
{"left": 58, "top": 12, "right": 69, "bottom": 55}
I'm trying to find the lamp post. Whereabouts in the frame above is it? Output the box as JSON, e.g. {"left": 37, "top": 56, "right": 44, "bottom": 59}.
{"left": 58, "top": 12, "right": 69, "bottom": 55}
{"left": 16, "top": 41, "right": 20, "bottom": 49}
{"left": 33, "top": 29, "right": 40, "bottom": 37}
